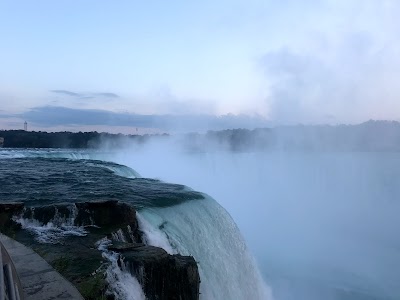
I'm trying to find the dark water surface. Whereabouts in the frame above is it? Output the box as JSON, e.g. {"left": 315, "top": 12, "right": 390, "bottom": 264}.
{"left": 0, "top": 157, "right": 204, "bottom": 208}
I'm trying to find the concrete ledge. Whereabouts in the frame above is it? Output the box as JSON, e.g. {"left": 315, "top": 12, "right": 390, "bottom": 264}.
{"left": 0, "top": 234, "right": 84, "bottom": 300}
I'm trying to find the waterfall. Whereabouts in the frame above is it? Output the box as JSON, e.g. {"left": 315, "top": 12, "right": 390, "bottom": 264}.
{"left": 137, "top": 196, "right": 273, "bottom": 300}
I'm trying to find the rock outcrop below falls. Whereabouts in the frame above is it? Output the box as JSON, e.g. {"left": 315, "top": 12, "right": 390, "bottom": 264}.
{"left": 0, "top": 201, "right": 200, "bottom": 300}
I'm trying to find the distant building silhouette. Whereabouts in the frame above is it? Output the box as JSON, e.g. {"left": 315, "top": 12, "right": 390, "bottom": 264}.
{"left": 24, "top": 121, "right": 27, "bottom": 131}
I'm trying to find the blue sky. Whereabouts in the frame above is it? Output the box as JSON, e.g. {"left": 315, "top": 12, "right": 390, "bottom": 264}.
{"left": 0, "top": 0, "right": 399, "bottom": 133}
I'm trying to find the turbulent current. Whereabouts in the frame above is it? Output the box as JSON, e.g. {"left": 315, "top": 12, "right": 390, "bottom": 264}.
{"left": 0, "top": 149, "right": 271, "bottom": 300}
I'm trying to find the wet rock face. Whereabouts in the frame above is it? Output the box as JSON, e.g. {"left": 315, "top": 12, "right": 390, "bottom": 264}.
{"left": 0, "top": 202, "right": 24, "bottom": 235}
{"left": 0, "top": 202, "right": 24, "bottom": 212}
{"left": 119, "top": 245, "right": 200, "bottom": 300}
{"left": 75, "top": 200, "right": 137, "bottom": 228}
{"left": 22, "top": 204, "right": 69, "bottom": 224}
{"left": 107, "top": 242, "right": 145, "bottom": 252}
{"left": 75, "top": 200, "right": 143, "bottom": 243}
{"left": 19, "top": 200, "right": 137, "bottom": 228}
{"left": 19, "top": 200, "right": 142, "bottom": 243}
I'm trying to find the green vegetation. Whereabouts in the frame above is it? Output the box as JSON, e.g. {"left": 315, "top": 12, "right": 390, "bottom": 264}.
{"left": 77, "top": 273, "right": 108, "bottom": 300}
{"left": 53, "top": 256, "right": 71, "bottom": 273}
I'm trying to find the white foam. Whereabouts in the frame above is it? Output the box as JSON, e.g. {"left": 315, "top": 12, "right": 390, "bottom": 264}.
{"left": 111, "top": 229, "right": 128, "bottom": 243}
{"left": 136, "top": 212, "right": 176, "bottom": 255}
{"left": 14, "top": 217, "right": 87, "bottom": 244}
{"left": 96, "top": 238, "right": 146, "bottom": 300}
{"left": 13, "top": 205, "right": 87, "bottom": 244}
{"left": 0, "top": 150, "right": 26, "bottom": 159}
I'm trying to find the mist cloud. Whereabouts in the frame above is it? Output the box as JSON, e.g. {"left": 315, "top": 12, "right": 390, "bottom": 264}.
{"left": 259, "top": 0, "right": 400, "bottom": 125}
{"left": 261, "top": 32, "right": 400, "bottom": 124}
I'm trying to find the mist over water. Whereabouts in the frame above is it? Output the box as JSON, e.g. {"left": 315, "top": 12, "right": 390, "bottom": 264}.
{"left": 108, "top": 140, "right": 400, "bottom": 300}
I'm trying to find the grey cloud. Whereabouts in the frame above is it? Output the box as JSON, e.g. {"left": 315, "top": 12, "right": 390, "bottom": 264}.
{"left": 94, "top": 92, "right": 119, "bottom": 98}
{"left": 50, "top": 90, "right": 120, "bottom": 99}
{"left": 51, "top": 90, "right": 83, "bottom": 97}
{"left": 19, "top": 106, "right": 269, "bottom": 131}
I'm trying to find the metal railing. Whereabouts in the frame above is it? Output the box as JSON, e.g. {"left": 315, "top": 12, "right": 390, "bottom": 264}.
{"left": 0, "top": 242, "right": 23, "bottom": 300}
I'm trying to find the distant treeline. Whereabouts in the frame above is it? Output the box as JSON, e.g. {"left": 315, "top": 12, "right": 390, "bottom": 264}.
{"left": 0, "top": 130, "right": 168, "bottom": 148}
{"left": 1, "top": 120, "right": 400, "bottom": 151}
{"left": 183, "top": 120, "right": 400, "bottom": 152}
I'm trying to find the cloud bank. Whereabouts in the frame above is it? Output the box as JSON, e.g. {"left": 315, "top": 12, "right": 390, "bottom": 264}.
{"left": 17, "top": 106, "right": 269, "bottom": 132}
{"left": 51, "top": 90, "right": 120, "bottom": 99}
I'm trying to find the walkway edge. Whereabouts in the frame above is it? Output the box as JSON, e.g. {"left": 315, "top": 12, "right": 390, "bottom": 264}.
{"left": 0, "top": 234, "right": 84, "bottom": 300}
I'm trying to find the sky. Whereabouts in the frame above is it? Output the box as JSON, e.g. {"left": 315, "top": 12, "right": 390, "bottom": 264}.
{"left": 0, "top": 0, "right": 399, "bottom": 133}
